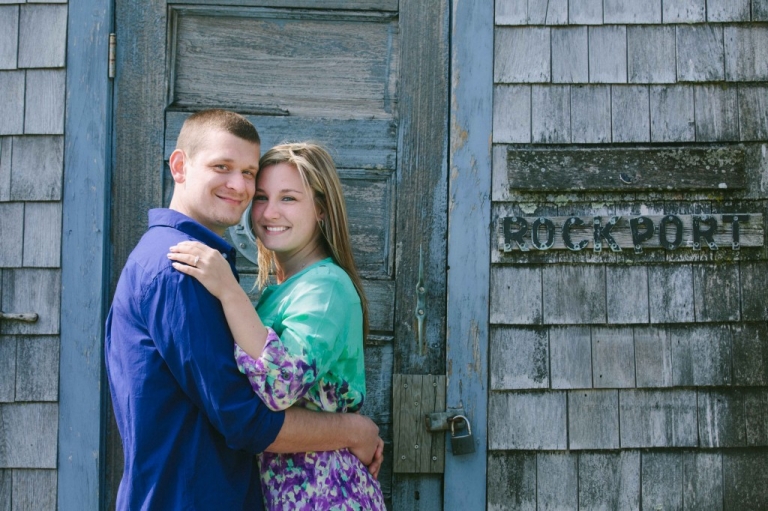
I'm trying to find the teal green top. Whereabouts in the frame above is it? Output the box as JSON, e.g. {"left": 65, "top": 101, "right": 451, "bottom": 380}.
{"left": 235, "top": 258, "right": 366, "bottom": 413}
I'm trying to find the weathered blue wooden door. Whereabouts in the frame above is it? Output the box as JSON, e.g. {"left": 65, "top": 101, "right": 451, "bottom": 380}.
{"left": 109, "top": 0, "right": 450, "bottom": 509}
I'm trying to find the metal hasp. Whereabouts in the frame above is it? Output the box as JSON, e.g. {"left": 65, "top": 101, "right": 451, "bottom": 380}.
{"left": 425, "top": 408, "right": 466, "bottom": 432}
{"left": 0, "top": 312, "right": 38, "bottom": 323}
{"left": 414, "top": 245, "right": 426, "bottom": 355}
{"left": 393, "top": 374, "right": 446, "bottom": 473}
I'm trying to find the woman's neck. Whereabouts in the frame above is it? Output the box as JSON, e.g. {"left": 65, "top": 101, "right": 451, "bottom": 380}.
{"left": 275, "top": 245, "right": 328, "bottom": 283}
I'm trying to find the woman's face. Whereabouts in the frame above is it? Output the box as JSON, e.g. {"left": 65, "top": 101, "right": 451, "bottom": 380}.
{"left": 251, "top": 162, "right": 323, "bottom": 262}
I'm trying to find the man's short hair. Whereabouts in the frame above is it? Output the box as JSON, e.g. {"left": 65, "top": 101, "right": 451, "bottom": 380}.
{"left": 176, "top": 109, "right": 260, "bottom": 157}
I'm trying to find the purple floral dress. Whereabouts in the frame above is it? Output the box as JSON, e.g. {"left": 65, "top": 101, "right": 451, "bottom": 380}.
{"left": 235, "top": 260, "right": 385, "bottom": 510}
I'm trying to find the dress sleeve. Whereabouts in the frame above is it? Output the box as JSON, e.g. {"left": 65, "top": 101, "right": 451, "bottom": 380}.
{"left": 235, "top": 274, "right": 357, "bottom": 411}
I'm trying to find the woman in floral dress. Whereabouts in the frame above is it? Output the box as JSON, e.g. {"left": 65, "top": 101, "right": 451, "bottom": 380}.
{"left": 168, "top": 142, "right": 386, "bottom": 510}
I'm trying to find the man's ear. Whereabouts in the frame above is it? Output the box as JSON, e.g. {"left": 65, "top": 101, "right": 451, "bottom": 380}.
{"left": 169, "top": 149, "right": 187, "bottom": 184}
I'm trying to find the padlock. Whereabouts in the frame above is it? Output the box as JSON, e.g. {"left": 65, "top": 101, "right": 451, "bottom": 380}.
{"left": 450, "top": 415, "right": 475, "bottom": 455}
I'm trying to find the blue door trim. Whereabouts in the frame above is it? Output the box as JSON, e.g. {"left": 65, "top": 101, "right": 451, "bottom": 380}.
{"left": 58, "top": 0, "right": 113, "bottom": 508}
{"left": 445, "top": 0, "right": 493, "bottom": 508}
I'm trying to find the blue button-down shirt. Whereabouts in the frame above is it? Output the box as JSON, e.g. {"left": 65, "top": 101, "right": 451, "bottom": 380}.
{"left": 105, "top": 209, "right": 284, "bottom": 510}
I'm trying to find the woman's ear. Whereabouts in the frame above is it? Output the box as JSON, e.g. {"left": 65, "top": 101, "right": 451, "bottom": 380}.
{"left": 169, "top": 149, "right": 187, "bottom": 184}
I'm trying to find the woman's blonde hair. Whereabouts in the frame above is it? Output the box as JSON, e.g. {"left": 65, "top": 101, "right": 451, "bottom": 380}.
{"left": 255, "top": 142, "right": 369, "bottom": 337}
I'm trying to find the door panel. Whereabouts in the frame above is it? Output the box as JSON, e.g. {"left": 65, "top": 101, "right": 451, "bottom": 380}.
{"left": 111, "top": 0, "right": 448, "bottom": 508}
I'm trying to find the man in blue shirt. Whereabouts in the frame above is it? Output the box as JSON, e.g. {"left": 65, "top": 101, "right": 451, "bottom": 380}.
{"left": 105, "top": 110, "right": 383, "bottom": 510}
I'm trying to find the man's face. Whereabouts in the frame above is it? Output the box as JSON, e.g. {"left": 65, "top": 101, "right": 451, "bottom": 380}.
{"left": 171, "top": 130, "right": 260, "bottom": 235}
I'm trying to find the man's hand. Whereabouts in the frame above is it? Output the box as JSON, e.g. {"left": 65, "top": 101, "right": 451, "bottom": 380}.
{"left": 367, "top": 437, "right": 385, "bottom": 479}
{"left": 348, "top": 413, "right": 381, "bottom": 466}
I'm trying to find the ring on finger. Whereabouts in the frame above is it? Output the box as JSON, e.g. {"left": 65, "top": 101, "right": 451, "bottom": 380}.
{"left": 194, "top": 255, "right": 200, "bottom": 267}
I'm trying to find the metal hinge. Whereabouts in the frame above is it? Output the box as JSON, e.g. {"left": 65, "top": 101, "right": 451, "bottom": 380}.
{"left": 108, "top": 33, "right": 116, "bottom": 79}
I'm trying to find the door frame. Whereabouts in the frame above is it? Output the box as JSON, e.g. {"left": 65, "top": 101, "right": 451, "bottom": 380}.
{"left": 444, "top": 0, "right": 492, "bottom": 508}
{"left": 58, "top": 0, "right": 113, "bottom": 509}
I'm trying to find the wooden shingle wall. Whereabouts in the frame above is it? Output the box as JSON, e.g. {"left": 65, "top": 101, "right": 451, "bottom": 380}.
{"left": 0, "top": 2, "right": 66, "bottom": 510}
{"left": 491, "top": 0, "right": 768, "bottom": 509}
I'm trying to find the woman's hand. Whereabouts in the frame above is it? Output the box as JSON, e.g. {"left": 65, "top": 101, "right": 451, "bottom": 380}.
{"left": 167, "top": 241, "right": 239, "bottom": 300}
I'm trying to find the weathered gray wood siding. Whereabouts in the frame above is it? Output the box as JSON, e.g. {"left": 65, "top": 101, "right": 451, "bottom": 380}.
{"left": 0, "top": 2, "right": 66, "bottom": 510}
{"left": 490, "top": 0, "right": 768, "bottom": 508}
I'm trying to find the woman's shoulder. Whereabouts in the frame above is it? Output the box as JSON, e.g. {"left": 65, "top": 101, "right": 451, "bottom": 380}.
{"left": 301, "top": 259, "right": 358, "bottom": 297}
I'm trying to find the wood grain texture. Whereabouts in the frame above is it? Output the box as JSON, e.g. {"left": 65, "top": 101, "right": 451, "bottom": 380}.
{"left": 569, "top": 0, "right": 603, "bottom": 24}
{"left": 17, "top": 5, "right": 67, "bottom": 68}
{"left": 568, "top": 389, "right": 619, "bottom": 449}
{"left": 0, "top": 6, "right": 18, "bottom": 70}
{"left": 0, "top": 138, "right": 10, "bottom": 202}
{"left": 446, "top": 0, "right": 492, "bottom": 503}
{"left": 699, "top": 390, "right": 746, "bottom": 447}
{"left": 543, "top": 265, "right": 606, "bottom": 323}
{"left": 494, "top": 27, "right": 550, "bottom": 83}
{"left": 488, "top": 391, "right": 567, "bottom": 449}
{"left": 648, "top": 265, "right": 695, "bottom": 323}
{"left": 663, "top": 0, "right": 705, "bottom": 22}
{"left": 738, "top": 85, "right": 768, "bottom": 141}
{"left": 550, "top": 326, "right": 593, "bottom": 389}
{"left": 0, "top": 403, "right": 57, "bottom": 468}
{"left": 627, "top": 26, "right": 675, "bottom": 84}
{"left": 22, "top": 202, "right": 61, "bottom": 268}
{"left": 694, "top": 85, "right": 740, "bottom": 142}
{"left": 619, "top": 389, "right": 698, "bottom": 447}
{"left": 59, "top": 0, "right": 113, "bottom": 506}
{"left": 171, "top": 8, "right": 398, "bottom": 118}
{"left": 393, "top": 0, "right": 448, "bottom": 375}
{"left": 732, "top": 323, "right": 768, "bottom": 386}
{"left": 15, "top": 336, "right": 58, "bottom": 402}
{"left": 693, "top": 264, "right": 740, "bottom": 322}
{"left": 490, "top": 327, "right": 549, "bottom": 390}
{"left": 487, "top": 452, "right": 536, "bottom": 511}
{"left": 500, "top": 146, "right": 747, "bottom": 192}
{"left": 177, "top": 0, "right": 397, "bottom": 8}
{"left": 725, "top": 27, "right": 768, "bottom": 81}
{"left": 490, "top": 266, "right": 541, "bottom": 324}
{"left": 723, "top": 450, "right": 768, "bottom": 509}
{"left": 604, "top": 0, "right": 661, "bottom": 23}
{"left": 537, "top": 452, "right": 578, "bottom": 510}
{"left": 492, "top": 85, "right": 531, "bottom": 143}
{"left": 23, "top": 70, "right": 66, "bottom": 135}
{"left": 589, "top": 26, "right": 627, "bottom": 83}
{"left": 677, "top": 25, "right": 725, "bottom": 82}
{"left": 363, "top": 343, "right": 392, "bottom": 423}
{"left": 744, "top": 389, "right": 768, "bottom": 446}
{"left": 552, "top": 27, "right": 588, "bottom": 83}
{"left": 612, "top": 85, "right": 650, "bottom": 142}
{"left": 739, "top": 264, "right": 768, "bottom": 321}
{"left": 532, "top": 85, "right": 571, "bottom": 143}
{"left": 683, "top": 452, "right": 723, "bottom": 511}
{"left": 10, "top": 136, "right": 63, "bottom": 201}
{"left": 670, "top": 324, "right": 732, "bottom": 386}
{"left": 0, "top": 72, "right": 24, "bottom": 136}
{"left": 11, "top": 469, "right": 57, "bottom": 511}
{"left": 607, "top": 266, "right": 649, "bottom": 323}
{"left": 165, "top": 112, "right": 397, "bottom": 170}
{"left": 756, "top": 0, "right": 768, "bottom": 21}
{"left": 635, "top": 326, "right": 674, "bottom": 387}
{"left": 0, "top": 203, "right": 23, "bottom": 267}
{"left": 362, "top": 279, "right": 395, "bottom": 333}
{"left": 707, "top": 0, "right": 751, "bottom": 21}
{"left": 578, "top": 451, "right": 640, "bottom": 511}
{"left": 0, "top": 269, "right": 60, "bottom": 335}
{"left": 495, "top": 0, "right": 568, "bottom": 25}
{"left": 650, "top": 85, "right": 695, "bottom": 142}
{"left": 392, "top": 374, "right": 445, "bottom": 473}
{"left": 0, "top": 470, "right": 9, "bottom": 511}
{"left": 571, "top": 85, "right": 611, "bottom": 143}
{"left": 641, "top": 452, "right": 683, "bottom": 511}
{"left": 592, "top": 327, "right": 636, "bottom": 388}
{"left": 0, "top": 337, "right": 15, "bottom": 402}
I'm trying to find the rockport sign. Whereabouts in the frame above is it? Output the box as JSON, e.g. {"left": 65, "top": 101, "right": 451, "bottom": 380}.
{"left": 498, "top": 214, "right": 764, "bottom": 253}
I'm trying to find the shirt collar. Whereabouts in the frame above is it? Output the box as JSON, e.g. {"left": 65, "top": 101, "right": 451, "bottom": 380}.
{"left": 148, "top": 208, "right": 238, "bottom": 261}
